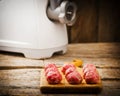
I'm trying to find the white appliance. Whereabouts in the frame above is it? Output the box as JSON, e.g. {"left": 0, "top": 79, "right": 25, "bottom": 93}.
{"left": 0, "top": 0, "right": 77, "bottom": 59}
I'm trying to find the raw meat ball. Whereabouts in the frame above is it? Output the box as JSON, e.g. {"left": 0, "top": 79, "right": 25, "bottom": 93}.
{"left": 44, "top": 63, "right": 62, "bottom": 84}
{"left": 83, "top": 64, "right": 100, "bottom": 84}
{"left": 83, "top": 64, "right": 97, "bottom": 78}
{"left": 83, "top": 68, "right": 97, "bottom": 78}
{"left": 65, "top": 67, "right": 76, "bottom": 76}
{"left": 45, "top": 67, "right": 58, "bottom": 76}
{"left": 61, "top": 64, "right": 76, "bottom": 74}
{"left": 84, "top": 71, "right": 99, "bottom": 84}
{"left": 65, "top": 70, "right": 83, "bottom": 84}
{"left": 44, "top": 63, "right": 57, "bottom": 71}
{"left": 46, "top": 71, "right": 62, "bottom": 84}
{"left": 83, "top": 64, "right": 96, "bottom": 72}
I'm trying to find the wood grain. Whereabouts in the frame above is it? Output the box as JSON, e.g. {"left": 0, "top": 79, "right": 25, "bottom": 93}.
{"left": 0, "top": 69, "right": 119, "bottom": 86}
{"left": 0, "top": 69, "right": 119, "bottom": 95}
{"left": 71, "top": 0, "right": 98, "bottom": 43}
{"left": 69, "top": 0, "right": 120, "bottom": 43}
{"left": 98, "top": 0, "right": 120, "bottom": 42}
{"left": 0, "top": 51, "right": 44, "bottom": 68}
{"left": 0, "top": 43, "right": 120, "bottom": 95}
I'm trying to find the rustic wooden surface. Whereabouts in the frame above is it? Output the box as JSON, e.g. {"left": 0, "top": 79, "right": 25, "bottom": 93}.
{"left": 40, "top": 68, "right": 102, "bottom": 94}
{"left": 98, "top": 0, "right": 120, "bottom": 42}
{"left": 0, "top": 43, "right": 120, "bottom": 96}
{"left": 70, "top": 0, "right": 120, "bottom": 43}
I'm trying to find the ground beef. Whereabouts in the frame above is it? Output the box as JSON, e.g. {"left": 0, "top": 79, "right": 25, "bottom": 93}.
{"left": 83, "top": 64, "right": 100, "bottom": 84}
{"left": 84, "top": 70, "right": 99, "bottom": 84}
{"left": 62, "top": 63, "right": 82, "bottom": 84}
{"left": 46, "top": 71, "right": 62, "bottom": 84}
{"left": 61, "top": 63, "right": 76, "bottom": 74}
{"left": 45, "top": 67, "right": 58, "bottom": 76}
{"left": 65, "top": 67, "right": 76, "bottom": 76}
{"left": 83, "top": 64, "right": 96, "bottom": 72}
{"left": 44, "top": 63, "right": 57, "bottom": 71}
{"left": 44, "top": 63, "right": 62, "bottom": 84}
{"left": 65, "top": 70, "right": 83, "bottom": 84}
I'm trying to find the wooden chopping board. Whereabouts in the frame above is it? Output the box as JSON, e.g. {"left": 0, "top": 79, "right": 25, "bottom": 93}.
{"left": 40, "top": 68, "right": 102, "bottom": 93}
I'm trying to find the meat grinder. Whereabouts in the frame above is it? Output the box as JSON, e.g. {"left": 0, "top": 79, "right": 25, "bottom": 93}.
{"left": 0, "top": 0, "right": 77, "bottom": 59}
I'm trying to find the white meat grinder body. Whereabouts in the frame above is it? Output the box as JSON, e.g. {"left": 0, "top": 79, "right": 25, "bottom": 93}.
{"left": 0, "top": 0, "right": 77, "bottom": 59}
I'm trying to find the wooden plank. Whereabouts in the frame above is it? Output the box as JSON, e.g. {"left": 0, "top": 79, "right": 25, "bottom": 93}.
{"left": 71, "top": 0, "right": 98, "bottom": 43}
{"left": 98, "top": 69, "right": 120, "bottom": 80}
{"left": 98, "top": 80, "right": 120, "bottom": 96}
{"left": 44, "top": 43, "right": 120, "bottom": 67}
{"left": 70, "top": 0, "right": 120, "bottom": 43}
{"left": 98, "top": 0, "right": 120, "bottom": 42}
{"left": 0, "top": 51, "right": 44, "bottom": 68}
{"left": 0, "top": 88, "right": 42, "bottom": 96}
{"left": 44, "top": 56, "right": 120, "bottom": 68}
{"left": 0, "top": 43, "right": 120, "bottom": 68}
{"left": 65, "top": 43, "right": 120, "bottom": 58}
{"left": 98, "top": 81, "right": 120, "bottom": 96}
{"left": 0, "top": 69, "right": 41, "bottom": 87}
{"left": 0, "top": 81, "right": 119, "bottom": 95}
{"left": 102, "top": 80, "right": 120, "bottom": 88}
{"left": 98, "top": 88, "right": 120, "bottom": 96}
{"left": 0, "top": 69, "right": 118, "bottom": 88}
{"left": 0, "top": 69, "right": 119, "bottom": 95}
{"left": 82, "top": 58, "right": 120, "bottom": 68}
{"left": 0, "top": 69, "right": 119, "bottom": 87}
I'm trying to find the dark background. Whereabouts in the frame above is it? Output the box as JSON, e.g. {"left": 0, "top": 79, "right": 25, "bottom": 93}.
{"left": 67, "top": 0, "right": 120, "bottom": 43}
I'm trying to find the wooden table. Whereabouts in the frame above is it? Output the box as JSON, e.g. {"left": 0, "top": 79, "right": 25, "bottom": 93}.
{"left": 0, "top": 43, "right": 120, "bottom": 96}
